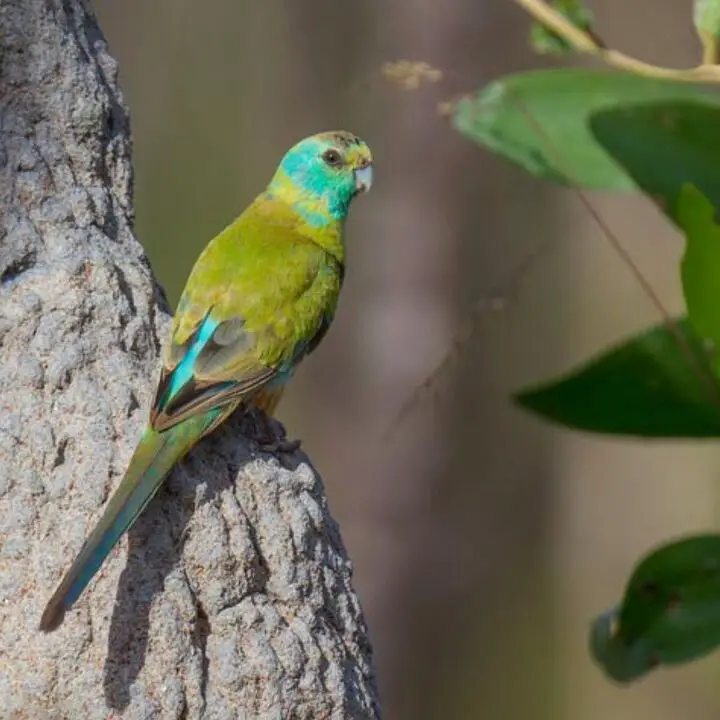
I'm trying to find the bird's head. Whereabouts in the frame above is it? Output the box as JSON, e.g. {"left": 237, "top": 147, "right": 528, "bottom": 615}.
{"left": 268, "top": 131, "right": 373, "bottom": 227}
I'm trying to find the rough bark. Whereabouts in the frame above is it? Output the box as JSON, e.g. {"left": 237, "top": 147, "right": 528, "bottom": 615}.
{"left": 0, "top": 1, "right": 380, "bottom": 718}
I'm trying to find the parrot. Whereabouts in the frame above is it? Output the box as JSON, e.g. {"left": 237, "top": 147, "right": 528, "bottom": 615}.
{"left": 39, "top": 130, "right": 373, "bottom": 632}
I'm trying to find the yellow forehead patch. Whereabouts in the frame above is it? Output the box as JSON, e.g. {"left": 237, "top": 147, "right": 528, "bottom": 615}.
{"left": 344, "top": 145, "right": 373, "bottom": 167}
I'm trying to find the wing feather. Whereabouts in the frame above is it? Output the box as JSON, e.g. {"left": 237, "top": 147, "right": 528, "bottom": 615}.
{"left": 148, "top": 203, "right": 342, "bottom": 433}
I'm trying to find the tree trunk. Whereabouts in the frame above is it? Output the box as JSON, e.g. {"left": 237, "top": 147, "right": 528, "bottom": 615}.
{"left": 0, "top": 1, "right": 380, "bottom": 718}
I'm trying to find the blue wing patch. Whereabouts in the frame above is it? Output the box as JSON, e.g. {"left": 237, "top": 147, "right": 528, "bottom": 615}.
{"left": 166, "top": 314, "right": 220, "bottom": 403}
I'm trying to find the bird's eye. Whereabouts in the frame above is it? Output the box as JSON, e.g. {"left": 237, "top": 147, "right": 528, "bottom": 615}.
{"left": 322, "top": 149, "right": 342, "bottom": 166}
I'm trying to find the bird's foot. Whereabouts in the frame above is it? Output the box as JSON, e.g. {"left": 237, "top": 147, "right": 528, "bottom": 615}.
{"left": 260, "top": 436, "right": 302, "bottom": 455}
{"left": 251, "top": 413, "right": 301, "bottom": 455}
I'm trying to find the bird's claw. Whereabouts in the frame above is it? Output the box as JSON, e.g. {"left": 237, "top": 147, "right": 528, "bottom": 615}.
{"left": 257, "top": 437, "right": 302, "bottom": 454}
{"left": 251, "top": 413, "right": 301, "bottom": 455}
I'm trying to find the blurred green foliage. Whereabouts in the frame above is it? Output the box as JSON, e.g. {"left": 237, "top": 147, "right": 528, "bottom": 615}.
{"left": 695, "top": 0, "right": 720, "bottom": 40}
{"left": 515, "top": 318, "right": 720, "bottom": 438}
{"left": 590, "top": 101, "right": 720, "bottom": 226}
{"left": 453, "top": 7, "right": 720, "bottom": 684}
{"left": 679, "top": 184, "right": 720, "bottom": 374}
{"left": 530, "top": 0, "right": 594, "bottom": 55}
{"left": 454, "top": 69, "right": 720, "bottom": 200}
{"left": 592, "top": 536, "right": 720, "bottom": 682}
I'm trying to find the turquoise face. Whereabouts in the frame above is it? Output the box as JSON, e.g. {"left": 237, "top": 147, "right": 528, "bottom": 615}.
{"left": 268, "top": 130, "right": 373, "bottom": 225}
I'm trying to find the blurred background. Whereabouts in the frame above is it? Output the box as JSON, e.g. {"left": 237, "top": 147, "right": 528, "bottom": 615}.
{"left": 92, "top": 1, "right": 720, "bottom": 717}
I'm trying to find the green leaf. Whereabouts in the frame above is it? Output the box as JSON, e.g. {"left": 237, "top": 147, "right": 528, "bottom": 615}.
{"left": 453, "top": 69, "right": 720, "bottom": 190}
{"left": 530, "top": 0, "right": 594, "bottom": 56}
{"left": 514, "top": 318, "right": 720, "bottom": 437}
{"left": 592, "top": 535, "right": 720, "bottom": 683}
{"left": 695, "top": 0, "right": 720, "bottom": 38}
{"left": 590, "top": 607, "right": 659, "bottom": 683}
{"left": 590, "top": 99, "right": 720, "bottom": 223}
{"left": 678, "top": 184, "right": 720, "bottom": 373}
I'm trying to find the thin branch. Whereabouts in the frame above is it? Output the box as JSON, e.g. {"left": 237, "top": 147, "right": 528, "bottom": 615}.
{"left": 515, "top": 0, "right": 720, "bottom": 82}
{"left": 699, "top": 29, "right": 720, "bottom": 65}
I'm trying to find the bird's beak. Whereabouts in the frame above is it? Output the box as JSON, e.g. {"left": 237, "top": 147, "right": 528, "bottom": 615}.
{"left": 354, "top": 164, "right": 373, "bottom": 193}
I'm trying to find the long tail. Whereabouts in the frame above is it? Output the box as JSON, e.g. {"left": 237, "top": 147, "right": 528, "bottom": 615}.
{"left": 40, "top": 412, "right": 217, "bottom": 632}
